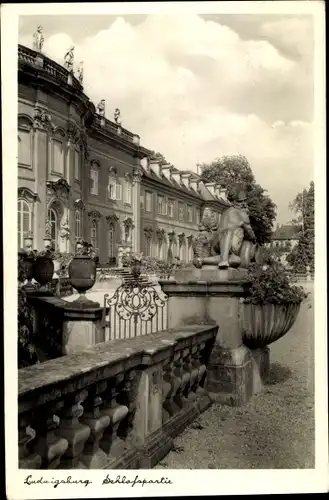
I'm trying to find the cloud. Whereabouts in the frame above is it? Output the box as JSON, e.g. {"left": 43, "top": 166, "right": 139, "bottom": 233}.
{"left": 19, "top": 13, "right": 313, "bottom": 223}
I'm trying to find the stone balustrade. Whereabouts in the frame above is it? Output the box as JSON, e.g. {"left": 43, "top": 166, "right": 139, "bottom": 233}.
{"left": 18, "top": 324, "right": 217, "bottom": 469}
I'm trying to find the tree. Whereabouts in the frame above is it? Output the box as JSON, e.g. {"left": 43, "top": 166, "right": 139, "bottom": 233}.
{"left": 200, "top": 154, "right": 277, "bottom": 244}
{"left": 286, "top": 181, "right": 314, "bottom": 272}
{"left": 149, "top": 150, "right": 168, "bottom": 166}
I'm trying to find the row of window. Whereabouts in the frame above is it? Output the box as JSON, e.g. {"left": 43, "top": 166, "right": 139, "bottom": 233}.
{"left": 18, "top": 126, "right": 81, "bottom": 180}
{"left": 90, "top": 168, "right": 133, "bottom": 204}
{"left": 142, "top": 191, "right": 201, "bottom": 224}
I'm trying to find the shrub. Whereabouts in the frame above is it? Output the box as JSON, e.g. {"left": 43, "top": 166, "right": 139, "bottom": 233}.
{"left": 245, "top": 260, "right": 308, "bottom": 305}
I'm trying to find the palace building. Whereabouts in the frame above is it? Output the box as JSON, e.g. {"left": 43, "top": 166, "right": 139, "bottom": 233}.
{"left": 18, "top": 43, "right": 230, "bottom": 267}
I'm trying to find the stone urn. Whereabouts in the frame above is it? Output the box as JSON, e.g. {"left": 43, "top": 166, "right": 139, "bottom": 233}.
{"left": 240, "top": 302, "right": 301, "bottom": 349}
{"left": 33, "top": 256, "right": 54, "bottom": 287}
{"left": 68, "top": 255, "right": 97, "bottom": 295}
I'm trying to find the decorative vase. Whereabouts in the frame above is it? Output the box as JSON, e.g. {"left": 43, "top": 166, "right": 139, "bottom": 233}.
{"left": 241, "top": 302, "right": 301, "bottom": 349}
{"left": 68, "top": 255, "right": 98, "bottom": 308}
{"left": 33, "top": 256, "right": 54, "bottom": 293}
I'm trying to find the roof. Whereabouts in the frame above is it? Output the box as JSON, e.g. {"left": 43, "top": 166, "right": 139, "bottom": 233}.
{"left": 272, "top": 225, "right": 300, "bottom": 240}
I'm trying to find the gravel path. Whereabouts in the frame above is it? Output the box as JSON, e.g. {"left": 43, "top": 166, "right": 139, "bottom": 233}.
{"left": 155, "top": 284, "right": 314, "bottom": 469}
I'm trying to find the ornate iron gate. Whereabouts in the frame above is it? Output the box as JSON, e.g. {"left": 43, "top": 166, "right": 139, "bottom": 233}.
{"left": 102, "top": 278, "right": 168, "bottom": 341}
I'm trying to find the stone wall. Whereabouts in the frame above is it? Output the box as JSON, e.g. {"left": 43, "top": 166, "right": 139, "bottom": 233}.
{"left": 18, "top": 324, "right": 217, "bottom": 469}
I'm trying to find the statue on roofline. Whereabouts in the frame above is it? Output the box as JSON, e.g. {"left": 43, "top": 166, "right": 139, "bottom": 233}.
{"left": 64, "top": 46, "right": 75, "bottom": 72}
{"left": 33, "top": 25, "right": 44, "bottom": 52}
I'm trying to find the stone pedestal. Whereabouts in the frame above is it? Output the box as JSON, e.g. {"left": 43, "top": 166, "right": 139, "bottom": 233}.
{"left": 62, "top": 305, "right": 104, "bottom": 355}
{"left": 160, "top": 267, "right": 270, "bottom": 406}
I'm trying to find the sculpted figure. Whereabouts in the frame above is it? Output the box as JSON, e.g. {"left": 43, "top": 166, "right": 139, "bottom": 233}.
{"left": 77, "top": 61, "right": 84, "bottom": 84}
{"left": 64, "top": 46, "right": 75, "bottom": 72}
{"left": 33, "top": 26, "right": 44, "bottom": 52}
{"left": 193, "top": 191, "right": 259, "bottom": 269}
{"left": 214, "top": 190, "right": 256, "bottom": 269}
{"left": 60, "top": 218, "right": 70, "bottom": 239}
{"left": 97, "top": 99, "right": 106, "bottom": 117}
{"left": 114, "top": 108, "right": 121, "bottom": 125}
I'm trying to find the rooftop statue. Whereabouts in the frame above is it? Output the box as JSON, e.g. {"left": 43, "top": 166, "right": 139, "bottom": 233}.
{"left": 193, "top": 190, "right": 260, "bottom": 269}
{"left": 97, "top": 99, "right": 106, "bottom": 117}
{"left": 114, "top": 108, "right": 121, "bottom": 125}
{"left": 64, "top": 46, "right": 75, "bottom": 72}
{"left": 33, "top": 25, "right": 44, "bottom": 52}
{"left": 77, "top": 61, "right": 83, "bottom": 84}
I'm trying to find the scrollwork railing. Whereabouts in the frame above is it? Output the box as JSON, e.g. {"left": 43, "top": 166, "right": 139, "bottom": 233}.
{"left": 102, "top": 280, "right": 168, "bottom": 340}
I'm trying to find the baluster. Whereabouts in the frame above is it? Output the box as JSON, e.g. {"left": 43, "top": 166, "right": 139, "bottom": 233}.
{"left": 79, "top": 381, "right": 111, "bottom": 469}
{"left": 162, "top": 359, "right": 172, "bottom": 423}
{"left": 100, "top": 374, "right": 128, "bottom": 460}
{"left": 18, "top": 413, "right": 42, "bottom": 469}
{"left": 196, "top": 342, "right": 207, "bottom": 394}
{"left": 117, "top": 369, "right": 138, "bottom": 448}
{"left": 189, "top": 345, "right": 201, "bottom": 401}
{"left": 31, "top": 401, "right": 69, "bottom": 469}
{"left": 179, "top": 347, "right": 192, "bottom": 407}
{"left": 55, "top": 389, "right": 91, "bottom": 469}
{"left": 164, "top": 352, "right": 181, "bottom": 416}
{"left": 173, "top": 352, "right": 186, "bottom": 409}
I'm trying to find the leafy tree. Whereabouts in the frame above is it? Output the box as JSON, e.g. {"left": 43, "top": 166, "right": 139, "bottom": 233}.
{"left": 149, "top": 150, "right": 168, "bottom": 166}
{"left": 200, "top": 155, "right": 277, "bottom": 244}
{"left": 286, "top": 181, "right": 314, "bottom": 272}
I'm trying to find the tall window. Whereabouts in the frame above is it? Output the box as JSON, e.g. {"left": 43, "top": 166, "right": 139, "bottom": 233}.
{"left": 108, "top": 225, "right": 115, "bottom": 258}
{"left": 90, "top": 219, "right": 97, "bottom": 248}
{"left": 74, "top": 150, "right": 80, "bottom": 180}
{"left": 18, "top": 130, "right": 32, "bottom": 168}
{"left": 123, "top": 179, "right": 132, "bottom": 204}
{"left": 158, "top": 195, "right": 167, "bottom": 215}
{"left": 158, "top": 239, "right": 164, "bottom": 260}
{"left": 17, "top": 200, "right": 32, "bottom": 248}
{"left": 108, "top": 176, "right": 116, "bottom": 200}
{"left": 90, "top": 167, "right": 99, "bottom": 195}
{"left": 196, "top": 208, "right": 201, "bottom": 225}
{"left": 145, "top": 236, "right": 151, "bottom": 257}
{"left": 52, "top": 139, "right": 65, "bottom": 175}
{"left": 47, "top": 208, "right": 58, "bottom": 247}
{"left": 18, "top": 117, "right": 33, "bottom": 169}
{"left": 179, "top": 239, "right": 186, "bottom": 261}
{"left": 187, "top": 205, "right": 193, "bottom": 222}
{"left": 178, "top": 203, "right": 185, "bottom": 221}
{"left": 145, "top": 191, "right": 152, "bottom": 212}
{"left": 168, "top": 200, "right": 174, "bottom": 218}
{"left": 75, "top": 210, "right": 81, "bottom": 239}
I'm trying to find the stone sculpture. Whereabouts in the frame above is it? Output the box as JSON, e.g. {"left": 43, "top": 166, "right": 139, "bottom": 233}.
{"left": 64, "top": 46, "right": 75, "bottom": 72}
{"left": 193, "top": 190, "right": 259, "bottom": 269}
{"left": 114, "top": 108, "right": 121, "bottom": 125}
{"left": 60, "top": 218, "right": 70, "bottom": 239}
{"left": 33, "top": 26, "right": 44, "bottom": 52}
{"left": 97, "top": 99, "right": 106, "bottom": 117}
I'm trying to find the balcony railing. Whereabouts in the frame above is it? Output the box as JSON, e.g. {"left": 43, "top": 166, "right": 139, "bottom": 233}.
{"left": 93, "top": 113, "right": 140, "bottom": 145}
{"left": 18, "top": 44, "right": 82, "bottom": 91}
{"left": 18, "top": 324, "right": 217, "bottom": 469}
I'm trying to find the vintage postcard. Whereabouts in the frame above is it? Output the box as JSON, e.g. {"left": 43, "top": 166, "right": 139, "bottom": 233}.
{"left": 2, "top": 1, "right": 327, "bottom": 498}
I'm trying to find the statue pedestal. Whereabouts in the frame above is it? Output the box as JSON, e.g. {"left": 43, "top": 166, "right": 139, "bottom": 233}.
{"left": 160, "top": 269, "right": 269, "bottom": 406}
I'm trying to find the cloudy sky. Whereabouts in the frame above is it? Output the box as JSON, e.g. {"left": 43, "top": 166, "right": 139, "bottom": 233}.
{"left": 19, "top": 13, "right": 314, "bottom": 224}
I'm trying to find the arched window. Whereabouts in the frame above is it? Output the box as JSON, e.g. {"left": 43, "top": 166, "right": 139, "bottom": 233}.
{"left": 145, "top": 236, "right": 151, "bottom": 257}
{"left": 108, "top": 224, "right": 115, "bottom": 258}
{"left": 75, "top": 210, "right": 81, "bottom": 239}
{"left": 17, "top": 199, "right": 32, "bottom": 248}
{"left": 90, "top": 219, "right": 97, "bottom": 248}
{"left": 47, "top": 208, "right": 58, "bottom": 247}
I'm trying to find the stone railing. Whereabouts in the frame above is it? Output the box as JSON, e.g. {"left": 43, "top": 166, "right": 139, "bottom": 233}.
{"left": 18, "top": 324, "right": 217, "bottom": 469}
{"left": 18, "top": 44, "right": 82, "bottom": 90}
{"left": 93, "top": 114, "right": 137, "bottom": 144}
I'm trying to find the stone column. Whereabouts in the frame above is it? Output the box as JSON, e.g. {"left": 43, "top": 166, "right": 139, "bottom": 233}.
{"left": 132, "top": 165, "right": 143, "bottom": 254}
{"left": 33, "top": 107, "right": 52, "bottom": 250}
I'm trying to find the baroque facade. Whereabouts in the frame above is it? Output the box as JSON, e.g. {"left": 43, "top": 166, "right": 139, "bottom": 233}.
{"left": 18, "top": 43, "right": 230, "bottom": 266}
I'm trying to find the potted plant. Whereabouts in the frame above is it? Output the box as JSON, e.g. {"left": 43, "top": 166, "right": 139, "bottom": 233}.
{"left": 68, "top": 240, "right": 97, "bottom": 296}
{"left": 240, "top": 259, "right": 308, "bottom": 348}
{"left": 32, "top": 248, "right": 55, "bottom": 289}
